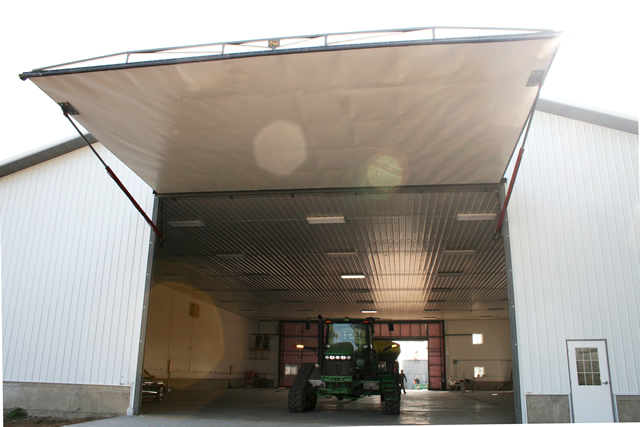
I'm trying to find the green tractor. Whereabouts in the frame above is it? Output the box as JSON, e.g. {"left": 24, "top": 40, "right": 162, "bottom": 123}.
{"left": 288, "top": 316, "right": 402, "bottom": 415}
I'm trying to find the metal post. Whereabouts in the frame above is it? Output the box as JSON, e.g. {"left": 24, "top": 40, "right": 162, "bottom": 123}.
{"left": 133, "top": 195, "right": 161, "bottom": 415}
{"left": 499, "top": 179, "right": 523, "bottom": 423}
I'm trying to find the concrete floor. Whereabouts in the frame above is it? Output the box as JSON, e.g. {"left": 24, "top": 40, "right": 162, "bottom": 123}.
{"left": 75, "top": 389, "right": 515, "bottom": 426}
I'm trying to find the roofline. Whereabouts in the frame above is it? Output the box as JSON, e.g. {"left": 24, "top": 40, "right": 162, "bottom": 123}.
{"left": 0, "top": 99, "right": 636, "bottom": 179}
{"left": 0, "top": 133, "right": 97, "bottom": 179}
{"left": 536, "top": 98, "right": 638, "bottom": 135}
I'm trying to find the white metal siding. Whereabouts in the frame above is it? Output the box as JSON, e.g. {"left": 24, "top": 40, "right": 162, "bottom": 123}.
{"left": 1, "top": 143, "right": 154, "bottom": 386}
{"left": 506, "top": 112, "right": 639, "bottom": 420}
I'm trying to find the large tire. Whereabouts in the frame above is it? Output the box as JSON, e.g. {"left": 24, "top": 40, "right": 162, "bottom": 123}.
{"left": 288, "top": 363, "right": 316, "bottom": 413}
{"left": 385, "top": 398, "right": 400, "bottom": 415}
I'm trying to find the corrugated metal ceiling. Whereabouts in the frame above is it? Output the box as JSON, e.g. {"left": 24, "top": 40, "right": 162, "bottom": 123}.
{"left": 153, "top": 187, "right": 508, "bottom": 321}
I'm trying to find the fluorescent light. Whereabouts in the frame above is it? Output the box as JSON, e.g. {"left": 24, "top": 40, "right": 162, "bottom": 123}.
{"left": 215, "top": 253, "right": 246, "bottom": 259}
{"left": 349, "top": 289, "right": 370, "bottom": 293}
{"left": 167, "top": 220, "right": 205, "bottom": 228}
{"left": 456, "top": 213, "right": 497, "bottom": 221}
{"left": 295, "top": 344, "right": 305, "bottom": 349}
{"left": 327, "top": 251, "right": 357, "bottom": 257}
{"left": 361, "top": 310, "right": 377, "bottom": 313}
{"left": 307, "top": 216, "right": 345, "bottom": 224}
{"left": 437, "top": 272, "right": 463, "bottom": 277}
{"left": 443, "top": 250, "right": 476, "bottom": 256}
{"left": 341, "top": 274, "right": 365, "bottom": 279}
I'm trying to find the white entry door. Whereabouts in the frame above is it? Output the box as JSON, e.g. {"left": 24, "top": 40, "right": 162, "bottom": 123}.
{"left": 567, "top": 340, "right": 614, "bottom": 423}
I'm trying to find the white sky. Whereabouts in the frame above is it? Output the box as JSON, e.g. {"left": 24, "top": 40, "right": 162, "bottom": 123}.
{"left": 1, "top": 0, "right": 638, "bottom": 163}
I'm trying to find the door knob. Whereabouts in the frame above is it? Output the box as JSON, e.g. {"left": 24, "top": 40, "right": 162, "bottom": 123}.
{"left": 602, "top": 380, "right": 609, "bottom": 385}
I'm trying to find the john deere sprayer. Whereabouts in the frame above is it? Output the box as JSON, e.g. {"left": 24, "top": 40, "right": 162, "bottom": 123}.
{"left": 288, "top": 316, "right": 402, "bottom": 415}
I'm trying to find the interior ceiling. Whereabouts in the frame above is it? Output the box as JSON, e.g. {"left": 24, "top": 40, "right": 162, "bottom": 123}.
{"left": 153, "top": 187, "right": 507, "bottom": 321}
{"left": 29, "top": 35, "right": 561, "bottom": 194}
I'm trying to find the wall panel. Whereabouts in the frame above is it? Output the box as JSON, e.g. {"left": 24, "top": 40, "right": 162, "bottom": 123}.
{"left": 1, "top": 144, "right": 154, "bottom": 387}
{"left": 506, "top": 112, "right": 639, "bottom": 421}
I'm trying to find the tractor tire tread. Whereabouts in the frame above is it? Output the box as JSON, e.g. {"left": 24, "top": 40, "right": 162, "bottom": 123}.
{"left": 288, "top": 363, "right": 315, "bottom": 413}
{"left": 385, "top": 398, "right": 400, "bottom": 415}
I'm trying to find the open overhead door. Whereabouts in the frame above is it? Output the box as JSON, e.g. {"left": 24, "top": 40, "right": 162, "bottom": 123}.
{"left": 22, "top": 28, "right": 561, "bottom": 194}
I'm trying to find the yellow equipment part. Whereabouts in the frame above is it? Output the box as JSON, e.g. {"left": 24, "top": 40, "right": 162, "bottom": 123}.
{"left": 374, "top": 340, "right": 401, "bottom": 355}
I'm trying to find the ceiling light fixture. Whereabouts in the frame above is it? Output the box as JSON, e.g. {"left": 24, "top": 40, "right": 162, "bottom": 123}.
{"left": 361, "top": 310, "right": 377, "bottom": 313}
{"left": 326, "top": 251, "right": 358, "bottom": 257}
{"left": 456, "top": 213, "right": 497, "bottom": 221}
{"left": 215, "top": 253, "right": 246, "bottom": 259}
{"left": 307, "top": 216, "right": 345, "bottom": 224}
{"left": 341, "top": 274, "right": 365, "bottom": 279}
{"left": 167, "top": 220, "right": 205, "bottom": 227}
{"left": 443, "top": 250, "right": 476, "bottom": 256}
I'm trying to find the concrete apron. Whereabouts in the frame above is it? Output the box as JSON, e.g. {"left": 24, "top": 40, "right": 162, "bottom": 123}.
{"left": 75, "top": 389, "right": 516, "bottom": 426}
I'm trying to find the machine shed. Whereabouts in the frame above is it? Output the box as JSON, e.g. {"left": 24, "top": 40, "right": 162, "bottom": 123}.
{"left": 2, "top": 28, "right": 638, "bottom": 423}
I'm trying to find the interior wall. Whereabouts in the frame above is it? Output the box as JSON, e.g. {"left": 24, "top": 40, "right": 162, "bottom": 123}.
{"left": 445, "top": 320, "right": 512, "bottom": 391}
{"left": 143, "top": 284, "right": 279, "bottom": 389}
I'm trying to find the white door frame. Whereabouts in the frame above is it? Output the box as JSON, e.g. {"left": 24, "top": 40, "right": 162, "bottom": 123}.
{"left": 566, "top": 339, "right": 616, "bottom": 423}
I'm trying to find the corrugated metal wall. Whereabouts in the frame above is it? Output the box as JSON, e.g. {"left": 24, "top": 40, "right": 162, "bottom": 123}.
{"left": 1, "top": 143, "right": 154, "bottom": 386}
{"left": 506, "top": 112, "right": 639, "bottom": 420}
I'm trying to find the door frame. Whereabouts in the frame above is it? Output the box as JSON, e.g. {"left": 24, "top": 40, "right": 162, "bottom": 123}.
{"left": 565, "top": 339, "right": 617, "bottom": 423}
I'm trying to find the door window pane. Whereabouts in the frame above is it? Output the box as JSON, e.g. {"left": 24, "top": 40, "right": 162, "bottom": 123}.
{"left": 575, "top": 347, "right": 601, "bottom": 386}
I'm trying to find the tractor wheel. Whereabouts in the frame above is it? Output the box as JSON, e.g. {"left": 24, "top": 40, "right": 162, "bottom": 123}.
{"left": 385, "top": 398, "right": 400, "bottom": 415}
{"left": 336, "top": 395, "right": 344, "bottom": 401}
{"left": 288, "top": 363, "right": 316, "bottom": 413}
